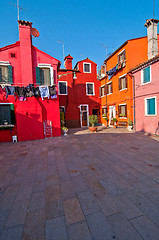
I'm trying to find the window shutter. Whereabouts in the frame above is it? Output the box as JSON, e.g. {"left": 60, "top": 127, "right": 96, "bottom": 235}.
{"left": 111, "top": 82, "right": 113, "bottom": 93}
{"left": 10, "top": 104, "right": 15, "bottom": 125}
{"left": 0, "top": 68, "right": 2, "bottom": 83}
{"left": 8, "top": 65, "right": 13, "bottom": 84}
{"left": 144, "top": 66, "right": 150, "bottom": 83}
{"left": 36, "top": 67, "right": 41, "bottom": 85}
{"left": 104, "top": 85, "right": 107, "bottom": 95}
{"left": 118, "top": 105, "right": 121, "bottom": 115}
{"left": 125, "top": 105, "right": 127, "bottom": 117}
{"left": 123, "top": 50, "right": 126, "bottom": 60}
{"left": 99, "top": 87, "right": 101, "bottom": 97}
{"left": 106, "top": 84, "right": 108, "bottom": 94}
{"left": 119, "top": 78, "right": 121, "bottom": 90}
{"left": 125, "top": 75, "right": 128, "bottom": 88}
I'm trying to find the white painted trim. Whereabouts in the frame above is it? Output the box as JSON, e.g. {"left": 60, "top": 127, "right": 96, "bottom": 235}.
{"left": 106, "top": 81, "right": 112, "bottom": 84}
{"left": 119, "top": 73, "right": 127, "bottom": 78}
{"left": 145, "top": 96, "right": 157, "bottom": 116}
{"left": 0, "top": 61, "right": 10, "bottom": 66}
{"left": 83, "top": 62, "right": 91, "bottom": 73}
{"left": 79, "top": 104, "right": 89, "bottom": 127}
{"left": 86, "top": 82, "right": 95, "bottom": 96}
{"left": 0, "top": 103, "right": 13, "bottom": 105}
{"left": 119, "top": 103, "right": 126, "bottom": 106}
{"left": 141, "top": 65, "right": 151, "bottom": 85}
{"left": 109, "top": 105, "right": 116, "bottom": 125}
{"left": 58, "top": 81, "right": 68, "bottom": 95}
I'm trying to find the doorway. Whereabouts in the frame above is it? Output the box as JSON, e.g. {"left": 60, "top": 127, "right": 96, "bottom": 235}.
{"left": 80, "top": 105, "right": 89, "bottom": 127}
{"left": 109, "top": 105, "right": 116, "bottom": 126}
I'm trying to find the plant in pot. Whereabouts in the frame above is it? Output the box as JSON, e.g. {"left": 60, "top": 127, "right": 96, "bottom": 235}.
{"left": 127, "top": 118, "right": 133, "bottom": 131}
{"left": 61, "top": 126, "right": 68, "bottom": 135}
{"left": 112, "top": 118, "right": 117, "bottom": 128}
{"left": 105, "top": 117, "right": 108, "bottom": 127}
{"left": 89, "top": 115, "right": 98, "bottom": 132}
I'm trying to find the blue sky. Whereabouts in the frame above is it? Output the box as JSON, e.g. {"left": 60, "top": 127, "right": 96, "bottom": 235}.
{"left": 1, "top": 0, "right": 159, "bottom": 70}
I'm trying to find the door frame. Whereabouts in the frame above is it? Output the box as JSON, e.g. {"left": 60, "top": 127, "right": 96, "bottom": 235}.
{"left": 79, "top": 104, "right": 89, "bottom": 127}
{"left": 109, "top": 105, "right": 116, "bottom": 126}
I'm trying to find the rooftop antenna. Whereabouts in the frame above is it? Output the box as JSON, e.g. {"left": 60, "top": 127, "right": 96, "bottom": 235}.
{"left": 58, "top": 40, "right": 65, "bottom": 67}
{"left": 153, "top": 0, "right": 155, "bottom": 19}
{"left": 100, "top": 43, "right": 108, "bottom": 59}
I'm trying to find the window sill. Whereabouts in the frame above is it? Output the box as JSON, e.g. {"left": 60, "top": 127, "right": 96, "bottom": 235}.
{"left": 86, "top": 94, "right": 95, "bottom": 96}
{"left": 107, "top": 93, "right": 112, "bottom": 95}
{"left": 119, "top": 88, "right": 127, "bottom": 91}
{"left": 0, "top": 124, "right": 14, "bottom": 130}
{"left": 141, "top": 81, "right": 151, "bottom": 86}
{"left": 119, "top": 117, "right": 127, "bottom": 119}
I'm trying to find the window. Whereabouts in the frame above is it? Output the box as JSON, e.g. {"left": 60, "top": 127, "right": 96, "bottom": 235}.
{"left": 0, "top": 62, "right": 13, "bottom": 84}
{"left": 86, "top": 83, "right": 94, "bottom": 95}
{"left": 141, "top": 66, "right": 151, "bottom": 84}
{"left": 102, "top": 107, "right": 107, "bottom": 116}
{"left": 119, "top": 75, "right": 127, "bottom": 90}
{"left": 36, "top": 64, "right": 54, "bottom": 85}
{"left": 118, "top": 104, "right": 127, "bottom": 118}
{"left": 100, "top": 85, "right": 106, "bottom": 97}
{"left": 0, "top": 104, "right": 15, "bottom": 125}
{"left": 58, "top": 81, "right": 67, "bottom": 95}
{"left": 107, "top": 82, "right": 112, "bottom": 94}
{"left": 83, "top": 63, "right": 91, "bottom": 73}
{"left": 145, "top": 97, "right": 156, "bottom": 115}
{"left": 118, "top": 50, "right": 126, "bottom": 62}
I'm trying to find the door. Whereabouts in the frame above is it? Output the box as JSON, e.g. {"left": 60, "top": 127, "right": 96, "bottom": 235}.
{"left": 109, "top": 105, "right": 116, "bottom": 125}
{"left": 80, "top": 105, "right": 89, "bottom": 127}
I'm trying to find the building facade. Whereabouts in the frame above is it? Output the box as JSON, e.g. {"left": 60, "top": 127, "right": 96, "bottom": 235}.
{"left": 0, "top": 20, "right": 61, "bottom": 142}
{"left": 99, "top": 19, "right": 159, "bottom": 128}
{"left": 130, "top": 54, "right": 159, "bottom": 134}
{"left": 58, "top": 56, "right": 101, "bottom": 128}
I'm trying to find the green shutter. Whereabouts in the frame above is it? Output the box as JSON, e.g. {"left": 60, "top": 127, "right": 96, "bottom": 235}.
{"left": 10, "top": 104, "right": 15, "bottom": 125}
{"left": 147, "top": 98, "right": 155, "bottom": 115}
{"left": 36, "top": 67, "right": 41, "bottom": 85}
{"left": 0, "top": 68, "right": 2, "bottom": 83}
{"left": 143, "top": 66, "right": 150, "bottom": 83}
{"left": 8, "top": 65, "right": 13, "bottom": 84}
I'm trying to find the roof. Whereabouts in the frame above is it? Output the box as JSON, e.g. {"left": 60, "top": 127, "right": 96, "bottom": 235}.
{"left": 74, "top": 58, "right": 97, "bottom": 69}
{"left": 0, "top": 41, "right": 20, "bottom": 52}
{"left": 129, "top": 54, "right": 159, "bottom": 73}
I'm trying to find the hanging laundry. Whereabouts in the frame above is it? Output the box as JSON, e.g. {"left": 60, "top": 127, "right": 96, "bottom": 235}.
{"left": 107, "top": 67, "right": 116, "bottom": 80}
{"left": 5, "top": 86, "right": 15, "bottom": 99}
{"left": 33, "top": 87, "right": 40, "bottom": 97}
{"left": 19, "top": 97, "right": 26, "bottom": 101}
{"left": 39, "top": 86, "right": 50, "bottom": 100}
{"left": 49, "top": 85, "right": 57, "bottom": 98}
{"left": 15, "top": 86, "right": 26, "bottom": 98}
{"left": 25, "top": 84, "right": 34, "bottom": 97}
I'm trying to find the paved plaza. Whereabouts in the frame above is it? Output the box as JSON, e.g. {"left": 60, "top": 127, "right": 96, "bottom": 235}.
{"left": 0, "top": 128, "right": 159, "bottom": 240}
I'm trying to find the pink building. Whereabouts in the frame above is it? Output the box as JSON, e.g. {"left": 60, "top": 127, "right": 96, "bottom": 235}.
{"left": 0, "top": 20, "right": 61, "bottom": 142}
{"left": 130, "top": 54, "right": 159, "bottom": 134}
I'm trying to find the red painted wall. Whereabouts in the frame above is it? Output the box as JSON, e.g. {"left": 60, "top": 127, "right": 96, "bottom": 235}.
{"left": 58, "top": 57, "right": 101, "bottom": 127}
{"left": 0, "top": 21, "right": 61, "bottom": 142}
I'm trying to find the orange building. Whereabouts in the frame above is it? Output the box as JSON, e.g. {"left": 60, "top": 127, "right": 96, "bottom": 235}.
{"left": 99, "top": 19, "right": 159, "bottom": 128}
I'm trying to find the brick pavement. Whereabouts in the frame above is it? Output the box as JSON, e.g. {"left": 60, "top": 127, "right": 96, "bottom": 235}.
{"left": 0, "top": 128, "right": 159, "bottom": 239}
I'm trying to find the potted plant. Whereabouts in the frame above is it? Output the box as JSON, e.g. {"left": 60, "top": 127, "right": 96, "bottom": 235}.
{"left": 88, "top": 115, "right": 98, "bottom": 132}
{"left": 61, "top": 126, "right": 68, "bottom": 135}
{"left": 112, "top": 118, "right": 117, "bottom": 128}
{"left": 119, "top": 113, "right": 126, "bottom": 118}
{"left": 105, "top": 117, "right": 108, "bottom": 127}
{"left": 127, "top": 118, "right": 133, "bottom": 131}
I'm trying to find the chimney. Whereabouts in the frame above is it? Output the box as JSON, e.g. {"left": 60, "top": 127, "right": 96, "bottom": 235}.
{"left": 64, "top": 54, "right": 73, "bottom": 70}
{"left": 18, "top": 20, "right": 33, "bottom": 85}
{"left": 145, "top": 18, "right": 159, "bottom": 59}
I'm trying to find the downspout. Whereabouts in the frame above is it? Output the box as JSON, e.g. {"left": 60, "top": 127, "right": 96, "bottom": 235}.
{"left": 128, "top": 72, "right": 136, "bottom": 130}
{"left": 104, "top": 62, "right": 108, "bottom": 119}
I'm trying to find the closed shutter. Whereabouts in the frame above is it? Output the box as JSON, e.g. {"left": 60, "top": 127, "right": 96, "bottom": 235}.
{"left": 36, "top": 67, "right": 41, "bottom": 85}
{"left": 118, "top": 105, "right": 121, "bottom": 116}
{"left": 111, "top": 82, "right": 113, "bottom": 93}
{"left": 8, "top": 65, "right": 13, "bottom": 84}
{"left": 119, "top": 78, "right": 121, "bottom": 90}
{"left": 104, "top": 85, "right": 107, "bottom": 95}
{"left": 10, "top": 104, "right": 15, "bottom": 124}
{"left": 0, "top": 68, "right": 2, "bottom": 83}
{"left": 123, "top": 50, "right": 126, "bottom": 60}
{"left": 147, "top": 98, "right": 155, "bottom": 115}
{"left": 99, "top": 87, "right": 101, "bottom": 97}
{"left": 144, "top": 66, "right": 150, "bottom": 83}
{"left": 125, "top": 105, "right": 127, "bottom": 117}
{"left": 125, "top": 75, "right": 128, "bottom": 88}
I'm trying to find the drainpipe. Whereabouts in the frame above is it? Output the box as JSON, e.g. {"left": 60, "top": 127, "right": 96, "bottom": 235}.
{"left": 128, "top": 72, "right": 136, "bottom": 130}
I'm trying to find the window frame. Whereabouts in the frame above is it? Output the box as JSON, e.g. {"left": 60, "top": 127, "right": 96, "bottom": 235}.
{"left": 117, "top": 49, "right": 126, "bottom": 63}
{"left": 38, "top": 63, "right": 54, "bottom": 85}
{"left": 119, "top": 74, "right": 127, "bottom": 91}
{"left": 118, "top": 103, "right": 127, "bottom": 118}
{"left": 107, "top": 81, "right": 112, "bottom": 95}
{"left": 86, "top": 82, "right": 95, "bottom": 96}
{"left": 0, "top": 61, "right": 12, "bottom": 84}
{"left": 83, "top": 62, "right": 91, "bottom": 73}
{"left": 141, "top": 65, "right": 151, "bottom": 85}
{"left": 60, "top": 106, "right": 65, "bottom": 113}
{"left": 0, "top": 103, "right": 15, "bottom": 126}
{"left": 58, "top": 81, "right": 68, "bottom": 95}
{"left": 102, "top": 107, "right": 107, "bottom": 117}
{"left": 145, "top": 96, "right": 157, "bottom": 116}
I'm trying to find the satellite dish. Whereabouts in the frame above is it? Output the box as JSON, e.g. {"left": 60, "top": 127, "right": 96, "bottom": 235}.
{"left": 31, "top": 28, "right": 40, "bottom": 37}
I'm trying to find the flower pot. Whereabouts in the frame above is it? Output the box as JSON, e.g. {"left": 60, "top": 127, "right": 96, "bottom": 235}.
{"left": 127, "top": 126, "right": 133, "bottom": 131}
{"left": 113, "top": 125, "right": 117, "bottom": 129}
{"left": 88, "top": 126, "right": 97, "bottom": 132}
{"left": 63, "top": 129, "right": 68, "bottom": 135}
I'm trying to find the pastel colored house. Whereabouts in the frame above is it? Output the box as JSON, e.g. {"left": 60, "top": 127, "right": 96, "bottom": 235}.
{"left": 99, "top": 19, "right": 159, "bottom": 128}
{"left": 0, "top": 20, "right": 61, "bottom": 142}
{"left": 130, "top": 54, "right": 159, "bottom": 134}
{"left": 58, "top": 55, "right": 101, "bottom": 128}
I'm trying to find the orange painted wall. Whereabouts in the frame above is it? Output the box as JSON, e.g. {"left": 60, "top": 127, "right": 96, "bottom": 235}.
{"left": 100, "top": 35, "right": 159, "bottom": 126}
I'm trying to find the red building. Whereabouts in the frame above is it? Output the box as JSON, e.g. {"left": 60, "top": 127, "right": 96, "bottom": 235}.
{"left": 58, "top": 55, "right": 100, "bottom": 128}
{"left": 0, "top": 20, "right": 61, "bottom": 142}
